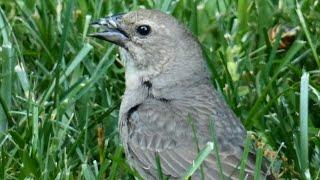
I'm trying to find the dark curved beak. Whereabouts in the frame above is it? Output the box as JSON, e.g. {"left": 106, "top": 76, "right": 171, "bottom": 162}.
{"left": 89, "top": 14, "right": 128, "bottom": 46}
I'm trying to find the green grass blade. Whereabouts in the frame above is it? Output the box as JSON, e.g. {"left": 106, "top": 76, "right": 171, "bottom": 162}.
{"left": 182, "top": 142, "right": 214, "bottom": 179}
{"left": 187, "top": 114, "right": 205, "bottom": 179}
{"left": 209, "top": 118, "right": 224, "bottom": 179}
{"left": 246, "top": 40, "right": 306, "bottom": 127}
{"left": 40, "top": 43, "right": 93, "bottom": 104}
{"left": 15, "top": 64, "right": 30, "bottom": 97}
{"left": 0, "top": 8, "right": 14, "bottom": 132}
{"left": 58, "top": 0, "right": 74, "bottom": 61}
{"left": 188, "top": 0, "right": 198, "bottom": 35}
{"left": 296, "top": 2, "right": 320, "bottom": 68}
{"left": 299, "top": 71, "right": 311, "bottom": 180}
{"left": 155, "top": 153, "right": 164, "bottom": 180}
{"left": 239, "top": 132, "right": 252, "bottom": 180}
{"left": 31, "top": 105, "right": 39, "bottom": 153}
{"left": 108, "top": 147, "right": 123, "bottom": 179}
{"left": 62, "top": 43, "right": 93, "bottom": 83}
{"left": 0, "top": 8, "right": 10, "bottom": 44}
{"left": 254, "top": 148, "right": 263, "bottom": 180}
{"left": 83, "top": 15, "right": 92, "bottom": 42}
{"left": 82, "top": 164, "right": 96, "bottom": 180}
{"left": 266, "top": 142, "right": 285, "bottom": 176}
{"left": 97, "top": 159, "right": 111, "bottom": 179}
{"left": 14, "top": 0, "right": 54, "bottom": 61}
{"left": 237, "top": 0, "right": 249, "bottom": 33}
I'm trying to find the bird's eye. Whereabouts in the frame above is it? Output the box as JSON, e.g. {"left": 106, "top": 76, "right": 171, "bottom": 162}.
{"left": 136, "top": 25, "right": 151, "bottom": 36}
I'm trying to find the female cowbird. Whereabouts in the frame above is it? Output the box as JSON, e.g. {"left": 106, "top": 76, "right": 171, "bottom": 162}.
{"left": 90, "top": 9, "right": 272, "bottom": 179}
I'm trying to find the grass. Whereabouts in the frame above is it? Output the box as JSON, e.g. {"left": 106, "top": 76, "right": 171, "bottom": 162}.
{"left": 182, "top": 142, "right": 214, "bottom": 179}
{"left": 0, "top": 0, "right": 319, "bottom": 179}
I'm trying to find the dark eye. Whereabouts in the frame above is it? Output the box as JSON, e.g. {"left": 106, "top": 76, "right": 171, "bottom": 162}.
{"left": 136, "top": 25, "right": 151, "bottom": 36}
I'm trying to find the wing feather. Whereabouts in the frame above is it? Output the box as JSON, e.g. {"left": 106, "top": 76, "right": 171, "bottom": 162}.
{"left": 120, "top": 84, "right": 265, "bottom": 179}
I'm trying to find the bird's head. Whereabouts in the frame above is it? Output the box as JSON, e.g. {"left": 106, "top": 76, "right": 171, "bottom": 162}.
{"left": 90, "top": 9, "right": 208, "bottom": 89}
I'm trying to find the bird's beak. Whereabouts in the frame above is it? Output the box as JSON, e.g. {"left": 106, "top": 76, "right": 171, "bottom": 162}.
{"left": 89, "top": 14, "right": 129, "bottom": 46}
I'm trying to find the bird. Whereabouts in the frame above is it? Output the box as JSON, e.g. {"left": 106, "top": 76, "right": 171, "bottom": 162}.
{"left": 90, "top": 9, "right": 272, "bottom": 180}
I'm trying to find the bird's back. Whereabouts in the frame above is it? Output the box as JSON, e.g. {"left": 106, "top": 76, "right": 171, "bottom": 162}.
{"left": 118, "top": 78, "right": 261, "bottom": 179}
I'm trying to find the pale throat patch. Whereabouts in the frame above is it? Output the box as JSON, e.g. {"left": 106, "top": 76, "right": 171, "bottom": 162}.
{"left": 119, "top": 48, "right": 150, "bottom": 89}
{"left": 125, "top": 63, "right": 145, "bottom": 89}
{"left": 125, "top": 61, "right": 161, "bottom": 90}
{"left": 120, "top": 48, "right": 166, "bottom": 90}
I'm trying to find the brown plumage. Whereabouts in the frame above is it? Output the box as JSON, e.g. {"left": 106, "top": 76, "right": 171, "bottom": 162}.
{"left": 90, "top": 9, "right": 273, "bottom": 179}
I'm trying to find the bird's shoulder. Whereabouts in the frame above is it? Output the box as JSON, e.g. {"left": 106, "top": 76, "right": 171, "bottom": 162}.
{"left": 119, "top": 80, "right": 245, "bottom": 149}
{"left": 118, "top": 81, "right": 255, "bottom": 179}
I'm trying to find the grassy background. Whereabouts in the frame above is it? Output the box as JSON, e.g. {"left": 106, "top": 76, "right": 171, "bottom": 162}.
{"left": 0, "top": 0, "right": 319, "bottom": 179}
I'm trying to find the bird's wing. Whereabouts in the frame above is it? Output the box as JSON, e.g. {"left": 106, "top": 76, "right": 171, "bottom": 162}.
{"left": 128, "top": 137, "right": 256, "bottom": 180}
{"left": 120, "top": 84, "right": 258, "bottom": 179}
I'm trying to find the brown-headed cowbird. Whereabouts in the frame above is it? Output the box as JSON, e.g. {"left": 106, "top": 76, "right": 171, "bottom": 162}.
{"left": 90, "top": 9, "right": 272, "bottom": 180}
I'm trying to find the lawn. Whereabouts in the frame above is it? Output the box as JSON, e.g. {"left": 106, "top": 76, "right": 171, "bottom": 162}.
{"left": 0, "top": 0, "right": 319, "bottom": 179}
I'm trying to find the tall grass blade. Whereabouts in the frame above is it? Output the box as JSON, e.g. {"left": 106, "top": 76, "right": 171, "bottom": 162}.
{"left": 296, "top": 1, "right": 320, "bottom": 68}
{"left": 182, "top": 142, "right": 214, "bottom": 179}
{"left": 254, "top": 148, "right": 263, "bottom": 180}
{"left": 187, "top": 114, "right": 205, "bottom": 179}
{"left": 40, "top": 43, "right": 93, "bottom": 104}
{"left": 299, "top": 72, "right": 311, "bottom": 179}
{"left": 155, "top": 153, "right": 164, "bottom": 180}
{"left": 239, "top": 132, "right": 252, "bottom": 180}
{"left": 209, "top": 118, "right": 224, "bottom": 179}
{"left": 246, "top": 40, "right": 305, "bottom": 127}
{"left": 58, "top": 0, "right": 74, "bottom": 61}
{"left": 0, "top": 8, "right": 14, "bottom": 132}
{"left": 82, "top": 164, "right": 96, "bottom": 180}
{"left": 237, "top": 0, "right": 249, "bottom": 32}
